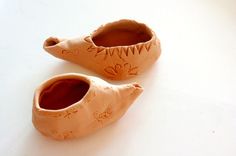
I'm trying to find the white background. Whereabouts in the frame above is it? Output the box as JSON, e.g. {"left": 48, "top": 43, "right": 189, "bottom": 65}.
{"left": 0, "top": 0, "right": 236, "bottom": 155}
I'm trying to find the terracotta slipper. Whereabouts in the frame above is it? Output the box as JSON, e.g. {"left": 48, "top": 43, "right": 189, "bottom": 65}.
{"left": 32, "top": 73, "right": 143, "bottom": 140}
{"left": 43, "top": 19, "right": 161, "bottom": 80}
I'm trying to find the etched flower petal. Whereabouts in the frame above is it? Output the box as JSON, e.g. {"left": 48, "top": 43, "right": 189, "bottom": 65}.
{"left": 128, "top": 66, "right": 138, "bottom": 75}
{"left": 104, "top": 66, "right": 117, "bottom": 76}
{"left": 115, "top": 64, "right": 122, "bottom": 73}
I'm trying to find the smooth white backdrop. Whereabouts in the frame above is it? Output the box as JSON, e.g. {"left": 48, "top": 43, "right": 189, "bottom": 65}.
{"left": 0, "top": 0, "right": 235, "bottom": 155}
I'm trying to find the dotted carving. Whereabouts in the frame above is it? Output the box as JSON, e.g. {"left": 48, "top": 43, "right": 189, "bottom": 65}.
{"left": 94, "top": 106, "right": 112, "bottom": 123}
{"left": 63, "top": 108, "right": 79, "bottom": 119}
{"left": 61, "top": 49, "right": 79, "bottom": 54}
{"left": 52, "top": 113, "right": 62, "bottom": 118}
{"left": 64, "top": 111, "right": 72, "bottom": 119}
{"left": 62, "top": 131, "right": 73, "bottom": 139}
{"left": 54, "top": 131, "right": 73, "bottom": 139}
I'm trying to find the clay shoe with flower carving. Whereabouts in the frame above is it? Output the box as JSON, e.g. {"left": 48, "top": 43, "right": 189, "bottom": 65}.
{"left": 32, "top": 73, "right": 143, "bottom": 140}
{"left": 43, "top": 19, "right": 161, "bottom": 80}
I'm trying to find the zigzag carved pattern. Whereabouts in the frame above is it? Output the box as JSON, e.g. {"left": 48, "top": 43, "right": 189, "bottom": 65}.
{"left": 84, "top": 36, "right": 154, "bottom": 59}
{"left": 84, "top": 36, "right": 92, "bottom": 43}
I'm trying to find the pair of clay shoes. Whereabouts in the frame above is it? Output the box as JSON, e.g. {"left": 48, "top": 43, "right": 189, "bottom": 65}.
{"left": 33, "top": 19, "right": 161, "bottom": 140}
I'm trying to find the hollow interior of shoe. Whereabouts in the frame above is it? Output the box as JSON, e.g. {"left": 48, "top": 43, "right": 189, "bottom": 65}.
{"left": 39, "top": 79, "right": 89, "bottom": 110}
{"left": 92, "top": 21, "right": 152, "bottom": 47}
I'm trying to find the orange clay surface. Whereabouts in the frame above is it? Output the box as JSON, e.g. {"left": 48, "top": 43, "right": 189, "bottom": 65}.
{"left": 32, "top": 73, "right": 143, "bottom": 140}
{"left": 43, "top": 19, "right": 161, "bottom": 80}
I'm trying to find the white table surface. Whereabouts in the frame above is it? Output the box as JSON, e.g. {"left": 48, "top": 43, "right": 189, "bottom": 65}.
{"left": 0, "top": 0, "right": 236, "bottom": 155}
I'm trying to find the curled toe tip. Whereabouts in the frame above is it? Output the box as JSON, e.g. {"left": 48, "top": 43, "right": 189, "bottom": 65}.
{"left": 132, "top": 82, "right": 144, "bottom": 92}
{"left": 44, "top": 37, "right": 60, "bottom": 48}
{"left": 132, "top": 83, "right": 142, "bottom": 89}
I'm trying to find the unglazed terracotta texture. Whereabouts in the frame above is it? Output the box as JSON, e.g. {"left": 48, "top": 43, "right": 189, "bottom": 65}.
{"left": 43, "top": 19, "right": 161, "bottom": 80}
{"left": 32, "top": 73, "right": 143, "bottom": 140}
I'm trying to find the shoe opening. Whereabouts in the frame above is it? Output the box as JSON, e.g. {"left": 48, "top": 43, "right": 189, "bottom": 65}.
{"left": 39, "top": 79, "right": 89, "bottom": 110}
{"left": 92, "top": 20, "right": 153, "bottom": 47}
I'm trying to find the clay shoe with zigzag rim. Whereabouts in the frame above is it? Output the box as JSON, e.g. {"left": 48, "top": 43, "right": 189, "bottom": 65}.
{"left": 43, "top": 19, "right": 161, "bottom": 80}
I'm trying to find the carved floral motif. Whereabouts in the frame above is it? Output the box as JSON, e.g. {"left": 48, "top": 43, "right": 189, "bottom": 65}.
{"left": 104, "top": 63, "right": 138, "bottom": 77}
